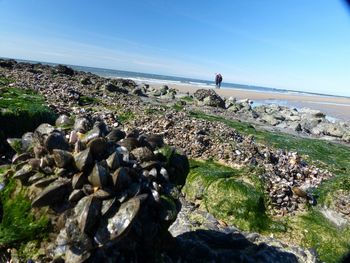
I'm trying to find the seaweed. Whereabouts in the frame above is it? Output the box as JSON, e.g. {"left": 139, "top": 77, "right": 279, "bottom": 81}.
{"left": 183, "top": 160, "right": 286, "bottom": 233}
{"left": 0, "top": 178, "right": 49, "bottom": 246}
{"left": 0, "top": 87, "right": 56, "bottom": 139}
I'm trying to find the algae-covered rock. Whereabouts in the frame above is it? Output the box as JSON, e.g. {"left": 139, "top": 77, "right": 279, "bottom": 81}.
{"left": 183, "top": 160, "right": 271, "bottom": 232}
{"left": 0, "top": 87, "right": 56, "bottom": 154}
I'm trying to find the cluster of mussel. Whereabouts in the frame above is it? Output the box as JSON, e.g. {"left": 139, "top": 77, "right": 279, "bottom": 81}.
{"left": 6, "top": 114, "right": 189, "bottom": 262}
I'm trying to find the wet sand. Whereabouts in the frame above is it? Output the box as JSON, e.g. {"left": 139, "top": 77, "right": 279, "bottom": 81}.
{"left": 141, "top": 81, "right": 350, "bottom": 121}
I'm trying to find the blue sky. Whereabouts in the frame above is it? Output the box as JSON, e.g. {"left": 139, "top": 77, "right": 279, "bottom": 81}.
{"left": 0, "top": 0, "right": 350, "bottom": 96}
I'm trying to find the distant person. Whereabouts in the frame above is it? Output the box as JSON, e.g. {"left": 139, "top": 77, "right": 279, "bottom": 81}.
{"left": 215, "top": 73, "right": 223, "bottom": 88}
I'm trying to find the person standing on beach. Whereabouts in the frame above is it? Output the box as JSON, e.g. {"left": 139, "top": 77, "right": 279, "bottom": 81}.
{"left": 215, "top": 73, "right": 223, "bottom": 88}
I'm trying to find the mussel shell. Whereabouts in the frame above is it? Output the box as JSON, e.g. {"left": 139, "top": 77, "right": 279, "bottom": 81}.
{"left": 72, "top": 172, "right": 87, "bottom": 189}
{"left": 118, "top": 137, "right": 139, "bottom": 152}
{"left": 94, "top": 197, "right": 140, "bottom": 246}
{"left": 88, "top": 163, "right": 110, "bottom": 188}
{"left": 69, "top": 189, "right": 86, "bottom": 203}
{"left": 28, "top": 172, "right": 46, "bottom": 184}
{"left": 74, "top": 139, "right": 86, "bottom": 153}
{"left": 75, "top": 195, "right": 102, "bottom": 234}
{"left": 112, "top": 167, "right": 131, "bottom": 192}
{"left": 53, "top": 149, "right": 74, "bottom": 168}
{"left": 34, "top": 146, "right": 47, "bottom": 158}
{"left": 82, "top": 184, "right": 94, "bottom": 196}
{"left": 92, "top": 189, "right": 114, "bottom": 200}
{"left": 74, "top": 148, "right": 93, "bottom": 172}
{"left": 33, "top": 175, "right": 59, "bottom": 188}
{"left": 81, "top": 126, "right": 101, "bottom": 144}
{"left": 12, "top": 152, "right": 32, "bottom": 164}
{"left": 56, "top": 219, "right": 92, "bottom": 262}
{"left": 21, "top": 132, "right": 34, "bottom": 152}
{"left": 87, "top": 138, "right": 108, "bottom": 161}
{"left": 6, "top": 138, "right": 22, "bottom": 153}
{"left": 45, "top": 132, "right": 70, "bottom": 153}
{"left": 106, "top": 128, "right": 126, "bottom": 142}
{"left": 167, "top": 152, "right": 189, "bottom": 188}
{"left": 101, "top": 198, "right": 119, "bottom": 217}
{"left": 106, "top": 152, "right": 121, "bottom": 171}
{"left": 34, "top": 123, "right": 55, "bottom": 144}
{"left": 13, "top": 164, "right": 35, "bottom": 181}
{"left": 130, "top": 147, "right": 155, "bottom": 163}
{"left": 31, "top": 178, "right": 71, "bottom": 207}
{"left": 139, "top": 134, "right": 164, "bottom": 150}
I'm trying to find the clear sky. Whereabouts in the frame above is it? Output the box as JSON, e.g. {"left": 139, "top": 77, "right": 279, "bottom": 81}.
{"left": 0, "top": 0, "right": 350, "bottom": 96}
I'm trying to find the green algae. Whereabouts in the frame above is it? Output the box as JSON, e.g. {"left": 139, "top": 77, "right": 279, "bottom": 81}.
{"left": 78, "top": 95, "right": 100, "bottom": 106}
{"left": 181, "top": 96, "right": 193, "bottom": 102}
{"left": 0, "top": 87, "right": 56, "bottom": 139}
{"left": 183, "top": 160, "right": 285, "bottom": 233}
{"left": 145, "top": 107, "right": 164, "bottom": 115}
{"left": 281, "top": 209, "right": 350, "bottom": 263}
{"left": 117, "top": 111, "right": 136, "bottom": 123}
{"left": 171, "top": 101, "right": 185, "bottom": 111}
{"left": 0, "top": 76, "right": 13, "bottom": 86}
{"left": 0, "top": 177, "right": 49, "bottom": 246}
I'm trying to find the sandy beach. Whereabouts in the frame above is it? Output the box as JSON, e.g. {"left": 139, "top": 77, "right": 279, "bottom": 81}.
{"left": 141, "top": 81, "right": 350, "bottom": 121}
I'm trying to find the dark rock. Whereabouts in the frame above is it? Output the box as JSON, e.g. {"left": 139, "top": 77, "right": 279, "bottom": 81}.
{"left": 0, "top": 59, "right": 16, "bottom": 69}
{"left": 55, "top": 65, "right": 74, "bottom": 76}
{"left": 80, "top": 77, "right": 91, "bottom": 85}
{"left": 103, "top": 83, "right": 129, "bottom": 94}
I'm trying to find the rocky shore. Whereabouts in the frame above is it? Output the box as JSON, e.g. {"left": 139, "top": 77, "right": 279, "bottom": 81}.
{"left": 1, "top": 59, "right": 350, "bottom": 262}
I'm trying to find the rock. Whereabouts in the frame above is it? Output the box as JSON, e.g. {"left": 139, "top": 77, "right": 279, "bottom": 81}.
{"left": 320, "top": 207, "right": 348, "bottom": 228}
{"left": 132, "top": 87, "right": 146, "bottom": 96}
{"left": 103, "top": 83, "right": 128, "bottom": 94}
{"left": 300, "top": 118, "right": 322, "bottom": 133}
{"left": 169, "top": 198, "right": 318, "bottom": 263}
{"left": 261, "top": 114, "right": 281, "bottom": 126}
{"left": 300, "top": 108, "right": 326, "bottom": 118}
{"left": 55, "top": 65, "right": 74, "bottom": 76}
{"left": 312, "top": 122, "right": 346, "bottom": 138}
{"left": 0, "top": 59, "right": 16, "bottom": 69}
{"left": 194, "top": 89, "right": 225, "bottom": 108}
{"left": 80, "top": 77, "right": 91, "bottom": 85}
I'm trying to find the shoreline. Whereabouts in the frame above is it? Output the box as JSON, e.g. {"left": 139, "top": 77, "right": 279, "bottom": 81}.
{"left": 137, "top": 80, "right": 350, "bottom": 121}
